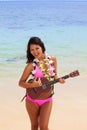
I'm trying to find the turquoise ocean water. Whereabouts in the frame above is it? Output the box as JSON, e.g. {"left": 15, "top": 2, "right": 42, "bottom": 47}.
{"left": 0, "top": 0, "right": 87, "bottom": 78}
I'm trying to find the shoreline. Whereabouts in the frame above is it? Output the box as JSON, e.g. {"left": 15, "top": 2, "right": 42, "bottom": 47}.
{"left": 0, "top": 75, "right": 87, "bottom": 130}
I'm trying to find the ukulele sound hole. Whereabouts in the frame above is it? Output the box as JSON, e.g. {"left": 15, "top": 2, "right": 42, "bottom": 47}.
{"left": 42, "top": 84, "right": 47, "bottom": 89}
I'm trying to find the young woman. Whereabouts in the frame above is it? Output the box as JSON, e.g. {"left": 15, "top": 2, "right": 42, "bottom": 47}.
{"left": 19, "top": 37, "right": 65, "bottom": 130}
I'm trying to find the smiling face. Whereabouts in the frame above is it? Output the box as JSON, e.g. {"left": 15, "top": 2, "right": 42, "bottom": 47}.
{"left": 30, "top": 44, "right": 44, "bottom": 60}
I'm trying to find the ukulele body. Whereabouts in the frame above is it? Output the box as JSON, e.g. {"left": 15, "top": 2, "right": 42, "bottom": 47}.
{"left": 26, "top": 77, "right": 53, "bottom": 99}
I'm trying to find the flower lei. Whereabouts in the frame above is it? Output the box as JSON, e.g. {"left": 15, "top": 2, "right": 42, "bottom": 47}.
{"left": 32, "top": 55, "right": 55, "bottom": 81}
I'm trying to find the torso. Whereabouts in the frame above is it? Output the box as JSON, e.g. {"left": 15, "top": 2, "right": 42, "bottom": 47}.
{"left": 27, "top": 55, "right": 56, "bottom": 99}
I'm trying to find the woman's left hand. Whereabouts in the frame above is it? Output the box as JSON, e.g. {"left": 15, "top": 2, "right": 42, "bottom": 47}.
{"left": 59, "top": 78, "right": 65, "bottom": 84}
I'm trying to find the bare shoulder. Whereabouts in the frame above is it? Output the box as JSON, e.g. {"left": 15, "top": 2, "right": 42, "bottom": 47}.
{"left": 25, "top": 62, "right": 33, "bottom": 72}
{"left": 50, "top": 55, "right": 57, "bottom": 62}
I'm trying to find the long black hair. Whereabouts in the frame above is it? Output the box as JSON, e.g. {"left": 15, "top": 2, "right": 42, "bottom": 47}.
{"left": 26, "top": 37, "right": 46, "bottom": 63}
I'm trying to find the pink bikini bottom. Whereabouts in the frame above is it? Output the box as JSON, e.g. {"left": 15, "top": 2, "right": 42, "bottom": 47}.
{"left": 26, "top": 94, "right": 52, "bottom": 106}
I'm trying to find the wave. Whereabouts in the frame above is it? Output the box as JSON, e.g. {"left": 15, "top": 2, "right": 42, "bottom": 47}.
{"left": 6, "top": 56, "right": 25, "bottom": 62}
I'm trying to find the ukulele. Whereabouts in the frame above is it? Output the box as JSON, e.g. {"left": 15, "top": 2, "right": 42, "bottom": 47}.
{"left": 26, "top": 70, "right": 79, "bottom": 99}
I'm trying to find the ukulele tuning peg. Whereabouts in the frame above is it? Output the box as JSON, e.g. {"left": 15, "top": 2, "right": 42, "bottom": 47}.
{"left": 69, "top": 70, "right": 80, "bottom": 77}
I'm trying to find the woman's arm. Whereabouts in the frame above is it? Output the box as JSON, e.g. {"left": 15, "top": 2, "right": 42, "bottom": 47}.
{"left": 51, "top": 56, "right": 65, "bottom": 83}
{"left": 19, "top": 63, "right": 42, "bottom": 88}
{"left": 19, "top": 63, "right": 33, "bottom": 88}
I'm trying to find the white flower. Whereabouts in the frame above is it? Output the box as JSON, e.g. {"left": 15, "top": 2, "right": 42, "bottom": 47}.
{"left": 32, "top": 63, "right": 36, "bottom": 66}
{"left": 30, "top": 75, "right": 34, "bottom": 79}
{"left": 51, "top": 73, "right": 55, "bottom": 76}
{"left": 50, "top": 78, "right": 54, "bottom": 81}
{"left": 33, "top": 58, "right": 39, "bottom": 63}
{"left": 48, "top": 67, "right": 54, "bottom": 71}
{"left": 49, "top": 60, "right": 53, "bottom": 64}
{"left": 32, "top": 70, "right": 36, "bottom": 74}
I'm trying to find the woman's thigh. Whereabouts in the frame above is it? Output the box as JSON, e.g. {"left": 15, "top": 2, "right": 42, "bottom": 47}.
{"left": 39, "top": 101, "right": 52, "bottom": 127}
{"left": 25, "top": 99, "right": 40, "bottom": 124}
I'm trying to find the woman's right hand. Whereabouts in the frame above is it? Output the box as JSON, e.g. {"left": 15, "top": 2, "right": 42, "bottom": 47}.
{"left": 32, "top": 78, "right": 42, "bottom": 88}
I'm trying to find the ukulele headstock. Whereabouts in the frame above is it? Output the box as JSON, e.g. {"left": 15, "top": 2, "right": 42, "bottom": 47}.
{"left": 69, "top": 70, "right": 79, "bottom": 78}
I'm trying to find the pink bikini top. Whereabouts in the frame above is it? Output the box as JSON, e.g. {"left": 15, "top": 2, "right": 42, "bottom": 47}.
{"left": 34, "top": 65, "right": 54, "bottom": 78}
{"left": 34, "top": 65, "right": 44, "bottom": 78}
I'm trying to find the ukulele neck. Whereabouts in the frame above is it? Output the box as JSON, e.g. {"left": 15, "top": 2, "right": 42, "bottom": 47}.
{"left": 50, "top": 75, "right": 69, "bottom": 85}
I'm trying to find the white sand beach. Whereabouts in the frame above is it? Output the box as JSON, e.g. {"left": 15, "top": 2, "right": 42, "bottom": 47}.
{"left": 0, "top": 75, "right": 87, "bottom": 130}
